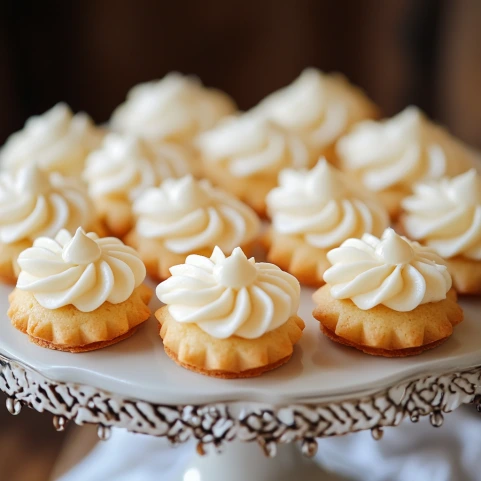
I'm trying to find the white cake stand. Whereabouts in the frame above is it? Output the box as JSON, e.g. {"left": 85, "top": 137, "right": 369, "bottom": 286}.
{"left": 1, "top": 282, "right": 481, "bottom": 481}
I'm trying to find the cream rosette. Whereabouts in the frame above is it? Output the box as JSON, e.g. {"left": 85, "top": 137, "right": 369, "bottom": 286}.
{"left": 16, "top": 228, "right": 146, "bottom": 312}
{"left": 336, "top": 107, "right": 476, "bottom": 196}
{"left": 266, "top": 159, "right": 389, "bottom": 250}
{"left": 84, "top": 133, "right": 192, "bottom": 202}
{"left": 156, "top": 246, "right": 300, "bottom": 339}
{"left": 251, "top": 68, "right": 377, "bottom": 153}
{"left": 111, "top": 72, "right": 236, "bottom": 143}
{"left": 0, "top": 103, "right": 101, "bottom": 176}
{"left": 0, "top": 165, "right": 96, "bottom": 245}
{"left": 323, "top": 228, "right": 452, "bottom": 311}
{"left": 132, "top": 176, "right": 260, "bottom": 254}
{"left": 402, "top": 169, "right": 481, "bottom": 260}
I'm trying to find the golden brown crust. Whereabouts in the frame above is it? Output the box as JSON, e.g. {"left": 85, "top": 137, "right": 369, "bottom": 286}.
{"left": 155, "top": 307, "right": 305, "bottom": 377}
{"left": 312, "top": 285, "right": 463, "bottom": 356}
{"left": 94, "top": 197, "right": 134, "bottom": 239}
{"left": 445, "top": 256, "right": 481, "bottom": 295}
{"left": 28, "top": 326, "right": 139, "bottom": 353}
{"left": 125, "top": 229, "right": 257, "bottom": 281}
{"left": 164, "top": 346, "right": 292, "bottom": 379}
{"left": 376, "top": 188, "right": 408, "bottom": 221}
{"left": 8, "top": 284, "right": 152, "bottom": 352}
{"left": 262, "top": 229, "right": 330, "bottom": 287}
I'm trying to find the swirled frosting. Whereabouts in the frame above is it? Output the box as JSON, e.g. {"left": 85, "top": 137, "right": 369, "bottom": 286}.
{"left": 251, "top": 68, "right": 376, "bottom": 151}
{"left": 0, "top": 103, "right": 101, "bottom": 176}
{"left": 0, "top": 166, "right": 96, "bottom": 244}
{"left": 111, "top": 72, "right": 236, "bottom": 143}
{"left": 266, "top": 159, "right": 389, "bottom": 249}
{"left": 336, "top": 106, "right": 476, "bottom": 193}
{"left": 83, "top": 134, "right": 191, "bottom": 201}
{"left": 156, "top": 246, "right": 300, "bottom": 338}
{"left": 323, "top": 228, "right": 452, "bottom": 311}
{"left": 132, "top": 176, "right": 260, "bottom": 254}
{"left": 16, "top": 228, "right": 146, "bottom": 312}
{"left": 402, "top": 169, "right": 481, "bottom": 259}
{"left": 197, "top": 115, "right": 311, "bottom": 177}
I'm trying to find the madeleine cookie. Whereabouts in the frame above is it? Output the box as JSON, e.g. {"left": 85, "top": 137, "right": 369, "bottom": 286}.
{"left": 336, "top": 106, "right": 477, "bottom": 219}
{"left": 125, "top": 176, "right": 260, "bottom": 281}
{"left": 400, "top": 169, "right": 481, "bottom": 295}
{"left": 251, "top": 68, "right": 378, "bottom": 163}
{"left": 264, "top": 159, "right": 389, "bottom": 287}
{"left": 155, "top": 246, "right": 304, "bottom": 378}
{"left": 0, "top": 103, "right": 102, "bottom": 176}
{"left": 198, "top": 114, "right": 314, "bottom": 217}
{"left": 313, "top": 229, "right": 463, "bottom": 357}
{"left": 0, "top": 166, "right": 105, "bottom": 284}
{"left": 8, "top": 228, "right": 152, "bottom": 352}
{"left": 83, "top": 134, "right": 194, "bottom": 238}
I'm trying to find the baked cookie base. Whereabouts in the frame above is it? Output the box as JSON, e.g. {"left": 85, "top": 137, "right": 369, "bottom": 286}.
{"left": 262, "top": 229, "right": 330, "bottom": 287}
{"left": 313, "top": 285, "right": 463, "bottom": 357}
{"left": 156, "top": 307, "right": 305, "bottom": 378}
{"left": 320, "top": 325, "right": 448, "bottom": 357}
{"left": 27, "top": 326, "right": 139, "bottom": 353}
{"left": 164, "top": 346, "right": 292, "bottom": 379}
{"left": 8, "top": 284, "right": 153, "bottom": 352}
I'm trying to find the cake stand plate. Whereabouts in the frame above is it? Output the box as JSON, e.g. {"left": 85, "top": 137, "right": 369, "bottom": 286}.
{"left": 1, "top": 282, "right": 481, "bottom": 480}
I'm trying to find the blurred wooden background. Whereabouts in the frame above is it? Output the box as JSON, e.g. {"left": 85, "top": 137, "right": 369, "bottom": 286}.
{"left": 0, "top": 1, "right": 481, "bottom": 480}
{"left": 1, "top": 0, "right": 481, "bottom": 147}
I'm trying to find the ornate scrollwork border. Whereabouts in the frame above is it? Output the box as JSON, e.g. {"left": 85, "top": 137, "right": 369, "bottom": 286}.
{"left": 1, "top": 353, "right": 480, "bottom": 457}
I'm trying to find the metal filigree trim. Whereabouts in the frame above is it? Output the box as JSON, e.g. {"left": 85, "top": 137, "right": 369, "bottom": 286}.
{"left": 1, "top": 354, "right": 481, "bottom": 456}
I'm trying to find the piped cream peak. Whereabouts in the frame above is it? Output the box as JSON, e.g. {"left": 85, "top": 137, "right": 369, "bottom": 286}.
{"left": 62, "top": 228, "right": 101, "bottom": 265}
{"left": 213, "top": 247, "right": 257, "bottom": 289}
{"left": 375, "top": 228, "right": 414, "bottom": 265}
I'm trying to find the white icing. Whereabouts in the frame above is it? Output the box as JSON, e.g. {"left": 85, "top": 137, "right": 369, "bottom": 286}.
{"left": 266, "top": 159, "right": 389, "bottom": 249}
{"left": 337, "top": 106, "right": 475, "bottom": 192}
{"left": 323, "top": 228, "right": 452, "bottom": 311}
{"left": 110, "top": 72, "right": 235, "bottom": 142}
{"left": 16, "top": 228, "right": 146, "bottom": 312}
{"left": 83, "top": 133, "right": 191, "bottom": 201}
{"left": 402, "top": 169, "right": 481, "bottom": 259}
{"left": 251, "top": 68, "right": 374, "bottom": 150}
{"left": 132, "top": 176, "right": 260, "bottom": 254}
{"left": 156, "top": 246, "right": 300, "bottom": 339}
{"left": 0, "top": 166, "right": 95, "bottom": 244}
{"left": 0, "top": 103, "right": 101, "bottom": 176}
{"left": 196, "top": 114, "right": 310, "bottom": 177}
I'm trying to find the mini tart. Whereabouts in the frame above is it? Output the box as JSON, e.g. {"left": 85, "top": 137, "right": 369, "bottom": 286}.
{"left": 9, "top": 228, "right": 152, "bottom": 352}
{"left": 313, "top": 286, "right": 462, "bottom": 357}
{"left": 197, "top": 115, "right": 314, "bottom": 217}
{"left": 155, "top": 246, "right": 304, "bottom": 378}
{"left": 399, "top": 170, "right": 481, "bottom": 295}
{"left": 336, "top": 106, "right": 476, "bottom": 220}
{"left": 8, "top": 285, "right": 152, "bottom": 353}
{"left": 264, "top": 159, "right": 389, "bottom": 287}
{"left": 0, "top": 166, "right": 105, "bottom": 284}
{"left": 313, "top": 229, "right": 463, "bottom": 357}
{"left": 83, "top": 133, "right": 195, "bottom": 238}
{"left": 126, "top": 176, "right": 260, "bottom": 281}
{"left": 156, "top": 309, "right": 304, "bottom": 378}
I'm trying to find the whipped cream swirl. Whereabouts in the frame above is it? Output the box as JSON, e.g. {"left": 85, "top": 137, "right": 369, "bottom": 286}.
{"left": 337, "top": 106, "right": 475, "bottom": 193}
{"left": 323, "top": 228, "right": 452, "bottom": 311}
{"left": 402, "top": 169, "right": 481, "bottom": 259}
{"left": 83, "top": 134, "right": 191, "bottom": 201}
{"left": 197, "top": 115, "right": 310, "bottom": 177}
{"left": 132, "top": 176, "right": 260, "bottom": 254}
{"left": 0, "top": 103, "right": 101, "bottom": 176}
{"left": 0, "top": 166, "right": 95, "bottom": 244}
{"left": 17, "top": 228, "right": 146, "bottom": 312}
{"left": 266, "top": 159, "right": 389, "bottom": 249}
{"left": 111, "top": 72, "right": 236, "bottom": 143}
{"left": 251, "top": 68, "right": 376, "bottom": 151}
{"left": 156, "top": 246, "right": 300, "bottom": 338}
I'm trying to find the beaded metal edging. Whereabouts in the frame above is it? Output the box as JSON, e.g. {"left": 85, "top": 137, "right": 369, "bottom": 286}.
{"left": 1, "top": 354, "right": 481, "bottom": 457}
